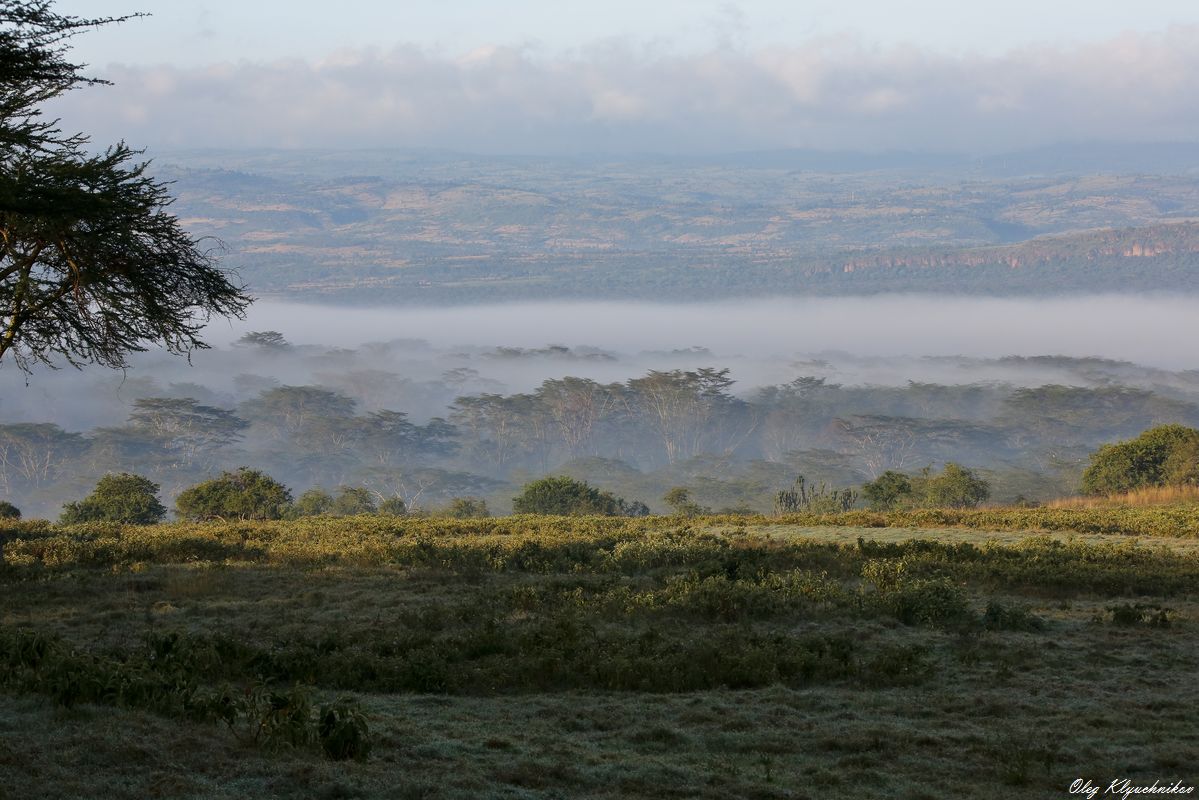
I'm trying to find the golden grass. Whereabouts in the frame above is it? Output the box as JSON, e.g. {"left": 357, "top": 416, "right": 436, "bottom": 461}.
{"left": 1046, "top": 484, "right": 1199, "bottom": 509}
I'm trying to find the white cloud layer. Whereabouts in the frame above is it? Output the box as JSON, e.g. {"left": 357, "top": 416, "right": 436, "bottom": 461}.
{"left": 49, "top": 28, "right": 1199, "bottom": 154}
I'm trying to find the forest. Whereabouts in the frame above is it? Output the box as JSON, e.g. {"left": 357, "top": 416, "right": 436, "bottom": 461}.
{"left": 4, "top": 328, "right": 1199, "bottom": 519}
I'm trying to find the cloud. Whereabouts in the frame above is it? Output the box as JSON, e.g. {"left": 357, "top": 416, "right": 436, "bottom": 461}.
{"left": 48, "top": 27, "right": 1199, "bottom": 154}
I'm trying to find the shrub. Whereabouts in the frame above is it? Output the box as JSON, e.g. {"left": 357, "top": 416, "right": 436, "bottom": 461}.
{"left": 330, "top": 487, "right": 377, "bottom": 516}
{"left": 861, "top": 560, "right": 973, "bottom": 626}
{"left": 317, "top": 701, "right": 373, "bottom": 761}
{"left": 862, "top": 471, "right": 914, "bottom": 510}
{"left": 513, "top": 476, "right": 626, "bottom": 516}
{"left": 982, "top": 601, "right": 1044, "bottom": 632}
{"left": 0, "top": 628, "right": 371, "bottom": 760}
{"left": 377, "top": 496, "right": 407, "bottom": 516}
{"left": 1082, "top": 425, "right": 1199, "bottom": 495}
{"left": 919, "top": 463, "right": 990, "bottom": 509}
{"left": 59, "top": 473, "right": 166, "bottom": 525}
{"left": 0, "top": 501, "right": 19, "bottom": 520}
{"left": 663, "top": 487, "right": 707, "bottom": 517}
{"left": 1106, "top": 603, "right": 1172, "bottom": 627}
{"left": 617, "top": 499, "right": 651, "bottom": 517}
{"left": 774, "top": 476, "right": 857, "bottom": 514}
{"left": 176, "top": 468, "right": 292, "bottom": 521}
{"left": 287, "top": 487, "right": 376, "bottom": 518}
{"left": 289, "top": 488, "right": 335, "bottom": 518}
{"left": 445, "top": 497, "right": 489, "bottom": 518}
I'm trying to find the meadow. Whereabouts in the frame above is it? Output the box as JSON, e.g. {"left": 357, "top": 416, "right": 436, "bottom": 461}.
{"left": 1, "top": 508, "right": 1196, "bottom": 798}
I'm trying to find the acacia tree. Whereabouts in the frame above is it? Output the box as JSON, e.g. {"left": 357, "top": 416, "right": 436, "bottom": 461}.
{"left": 0, "top": 2, "right": 250, "bottom": 371}
{"left": 512, "top": 476, "right": 623, "bottom": 516}
{"left": 127, "top": 397, "right": 248, "bottom": 467}
{"left": 59, "top": 472, "right": 165, "bottom": 524}
{"left": 175, "top": 467, "right": 291, "bottom": 521}
{"left": 624, "top": 368, "right": 746, "bottom": 464}
{"left": 534, "top": 377, "right": 619, "bottom": 458}
{"left": 1080, "top": 425, "right": 1199, "bottom": 495}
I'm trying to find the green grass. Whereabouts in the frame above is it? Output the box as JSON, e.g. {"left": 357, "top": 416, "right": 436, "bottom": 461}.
{"left": 1, "top": 513, "right": 1197, "bottom": 798}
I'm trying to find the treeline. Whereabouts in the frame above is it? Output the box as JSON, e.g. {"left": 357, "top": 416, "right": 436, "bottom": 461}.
{"left": 3, "top": 358, "right": 1199, "bottom": 517}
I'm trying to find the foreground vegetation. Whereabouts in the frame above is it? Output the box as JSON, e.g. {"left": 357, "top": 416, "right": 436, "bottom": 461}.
{"left": 1, "top": 508, "right": 1197, "bottom": 798}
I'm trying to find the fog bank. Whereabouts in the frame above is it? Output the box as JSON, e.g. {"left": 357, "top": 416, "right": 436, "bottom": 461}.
{"left": 215, "top": 295, "right": 1199, "bottom": 370}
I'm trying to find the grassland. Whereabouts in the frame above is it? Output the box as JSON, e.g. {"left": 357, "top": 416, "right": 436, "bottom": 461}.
{"left": 1, "top": 509, "right": 1197, "bottom": 798}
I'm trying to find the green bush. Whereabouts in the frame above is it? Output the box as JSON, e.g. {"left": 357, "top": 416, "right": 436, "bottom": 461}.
{"left": 663, "top": 487, "right": 708, "bottom": 517}
{"left": 444, "top": 497, "right": 490, "bottom": 518}
{"left": 861, "top": 559, "right": 973, "bottom": 626}
{"left": 59, "top": 473, "right": 166, "bottom": 525}
{"left": 1081, "top": 425, "right": 1199, "bottom": 495}
{"left": 288, "top": 488, "right": 335, "bottom": 518}
{"left": 513, "top": 476, "right": 630, "bottom": 516}
{"left": 176, "top": 468, "right": 292, "bottom": 521}
{"left": 0, "top": 500, "right": 20, "bottom": 520}
{"left": 330, "top": 487, "right": 377, "bottom": 516}
{"left": 982, "top": 601, "right": 1044, "bottom": 632}
{"left": 317, "top": 701, "right": 373, "bottom": 761}
{"left": 862, "top": 471, "right": 913, "bottom": 510}
{"left": 919, "top": 463, "right": 990, "bottom": 509}
{"left": 377, "top": 496, "right": 407, "bottom": 516}
{"left": 286, "top": 487, "right": 377, "bottom": 518}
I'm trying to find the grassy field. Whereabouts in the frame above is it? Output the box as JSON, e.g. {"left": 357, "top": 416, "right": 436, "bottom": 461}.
{"left": 1, "top": 510, "right": 1197, "bottom": 799}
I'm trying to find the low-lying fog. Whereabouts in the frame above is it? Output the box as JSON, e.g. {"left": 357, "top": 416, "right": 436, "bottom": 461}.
{"left": 214, "top": 294, "right": 1198, "bottom": 370}
{"left": 4, "top": 294, "right": 1198, "bottom": 431}
{"left": 3, "top": 293, "right": 1199, "bottom": 518}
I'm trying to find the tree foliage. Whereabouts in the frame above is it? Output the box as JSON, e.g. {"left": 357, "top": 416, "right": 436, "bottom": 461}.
{"left": 919, "top": 463, "right": 990, "bottom": 509}
{"left": 1080, "top": 425, "right": 1199, "bottom": 495}
{"left": 0, "top": 421, "right": 86, "bottom": 492}
{"left": 235, "top": 330, "right": 289, "bottom": 350}
{"left": 0, "top": 499, "right": 19, "bottom": 519}
{"left": 861, "top": 470, "right": 914, "bottom": 510}
{"left": 329, "top": 486, "right": 376, "bottom": 516}
{"left": 663, "top": 486, "right": 708, "bottom": 517}
{"left": 175, "top": 468, "right": 291, "bottom": 521}
{"left": 127, "top": 397, "right": 248, "bottom": 466}
{"left": 377, "top": 496, "right": 407, "bottom": 516}
{"left": 443, "top": 497, "right": 489, "bottom": 519}
{"left": 59, "top": 472, "right": 165, "bottom": 524}
{"left": 290, "top": 488, "right": 334, "bottom": 518}
{"left": 0, "top": 1, "right": 250, "bottom": 371}
{"left": 512, "top": 476, "right": 640, "bottom": 516}
{"left": 858, "top": 464, "right": 990, "bottom": 510}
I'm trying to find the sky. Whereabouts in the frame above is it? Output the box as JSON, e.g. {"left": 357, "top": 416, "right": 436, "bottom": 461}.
{"left": 43, "top": 1, "right": 1199, "bottom": 154}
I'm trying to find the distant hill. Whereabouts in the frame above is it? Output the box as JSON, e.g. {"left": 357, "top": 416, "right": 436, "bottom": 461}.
{"left": 155, "top": 145, "right": 1199, "bottom": 303}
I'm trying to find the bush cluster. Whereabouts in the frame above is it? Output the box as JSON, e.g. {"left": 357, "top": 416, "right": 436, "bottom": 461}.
{"left": 1081, "top": 425, "right": 1199, "bottom": 495}
{"left": 0, "top": 628, "right": 371, "bottom": 760}
{"left": 861, "top": 463, "right": 990, "bottom": 510}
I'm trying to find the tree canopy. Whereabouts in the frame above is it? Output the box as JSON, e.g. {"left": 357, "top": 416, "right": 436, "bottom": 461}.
{"left": 512, "top": 476, "right": 638, "bottom": 516}
{"left": 920, "top": 463, "right": 990, "bottom": 509}
{"left": 857, "top": 464, "right": 990, "bottom": 510}
{"left": 175, "top": 468, "right": 291, "bottom": 521}
{"left": 1080, "top": 425, "right": 1199, "bottom": 495}
{"left": 0, "top": 1, "right": 251, "bottom": 371}
{"left": 59, "top": 472, "right": 165, "bottom": 524}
